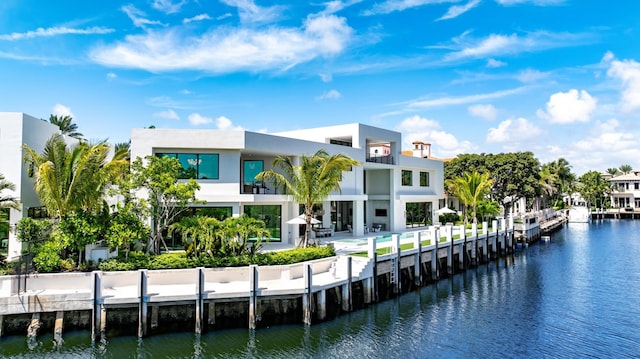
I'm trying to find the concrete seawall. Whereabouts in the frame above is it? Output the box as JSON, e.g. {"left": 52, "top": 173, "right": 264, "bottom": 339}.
{"left": 0, "top": 217, "right": 554, "bottom": 342}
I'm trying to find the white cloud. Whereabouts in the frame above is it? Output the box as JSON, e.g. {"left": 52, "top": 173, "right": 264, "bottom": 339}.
{"left": 319, "top": 72, "right": 333, "bottom": 82}
{"left": 406, "top": 86, "right": 525, "bottom": 109}
{"left": 486, "top": 117, "right": 542, "bottom": 143}
{"left": 90, "top": 14, "right": 353, "bottom": 73}
{"left": 516, "top": 68, "right": 549, "bottom": 83}
{"left": 320, "top": 0, "right": 364, "bottom": 15}
{"left": 496, "top": 0, "right": 565, "bottom": 5}
{"left": 317, "top": 89, "right": 342, "bottom": 100}
{"left": 215, "top": 116, "right": 244, "bottom": 130}
{"left": 395, "top": 115, "right": 477, "bottom": 158}
{"left": 188, "top": 113, "right": 212, "bottom": 125}
{"left": 468, "top": 104, "right": 497, "bottom": 121}
{"left": 106, "top": 72, "right": 117, "bottom": 80}
{"left": 364, "top": 0, "right": 457, "bottom": 16}
{"left": 52, "top": 104, "right": 74, "bottom": 118}
{"left": 444, "top": 30, "right": 591, "bottom": 61}
{"left": 154, "top": 109, "right": 180, "bottom": 120}
{"left": 536, "top": 89, "right": 597, "bottom": 124}
{"left": 220, "top": 0, "right": 283, "bottom": 24}
{"left": 122, "top": 5, "right": 165, "bottom": 28}
{"left": 486, "top": 58, "right": 506, "bottom": 68}
{"left": 217, "top": 13, "right": 233, "bottom": 21}
{"left": 437, "top": 0, "right": 481, "bottom": 21}
{"left": 152, "top": 0, "right": 187, "bottom": 14}
{"left": 0, "top": 26, "right": 114, "bottom": 41}
{"left": 183, "top": 14, "right": 212, "bottom": 24}
{"left": 606, "top": 56, "right": 640, "bottom": 113}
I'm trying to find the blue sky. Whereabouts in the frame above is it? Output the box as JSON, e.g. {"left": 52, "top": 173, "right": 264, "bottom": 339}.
{"left": 1, "top": 0, "right": 639, "bottom": 175}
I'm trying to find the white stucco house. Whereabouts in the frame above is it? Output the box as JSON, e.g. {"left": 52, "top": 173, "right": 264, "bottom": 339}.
{"left": 130, "top": 123, "right": 446, "bottom": 247}
{"left": 0, "top": 112, "right": 66, "bottom": 260}
{"left": 604, "top": 172, "right": 640, "bottom": 208}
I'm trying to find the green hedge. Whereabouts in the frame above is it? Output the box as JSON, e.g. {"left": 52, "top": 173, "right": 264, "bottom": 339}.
{"left": 97, "top": 246, "right": 336, "bottom": 272}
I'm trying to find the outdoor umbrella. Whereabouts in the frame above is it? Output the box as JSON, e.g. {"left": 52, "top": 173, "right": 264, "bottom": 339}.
{"left": 435, "top": 207, "right": 456, "bottom": 215}
{"left": 286, "top": 214, "right": 321, "bottom": 224}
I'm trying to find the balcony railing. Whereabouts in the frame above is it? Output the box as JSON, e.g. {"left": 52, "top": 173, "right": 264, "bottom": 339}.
{"left": 365, "top": 154, "right": 394, "bottom": 165}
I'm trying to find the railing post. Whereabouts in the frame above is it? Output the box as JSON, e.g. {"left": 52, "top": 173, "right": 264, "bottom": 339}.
{"left": 303, "top": 263, "right": 313, "bottom": 325}
{"left": 195, "top": 267, "right": 204, "bottom": 334}
{"left": 138, "top": 269, "right": 148, "bottom": 338}
{"left": 249, "top": 265, "right": 258, "bottom": 329}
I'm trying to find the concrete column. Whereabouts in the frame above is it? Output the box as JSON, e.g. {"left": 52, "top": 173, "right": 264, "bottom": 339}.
{"left": 53, "top": 311, "right": 64, "bottom": 346}
{"left": 91, "top": 270, "right": 102, "bottom": 342}
{"left": 368, "top": 237, "right": 377, "bottom": 259}
{"left": 446, "top": 225, "right": 453, "bottom": 276}
{"left": 195, "top": 267, "right": 204, "bottom": 334}
{"left": 392, "top": 233, "right": 401, "bottom": 294}
{"left": 368, "top": 236, "right": 378, "bottom": 303}
{"left": 459, "top": 225, "right": 466, "bottom": 270}
{"left": 492, "top": 220, "right": 498, "bottom": 259}
{"left": 471, "top": 223, "right": 478, "bottom": 267}
{"left": 432, "top": 227, "right": 439, "bottom": 280}
{"left": 354, "top": 200, "right": 365, "bottom": 236}
{"left": 414, "top": 232, "right": 423, "bottom": 286}
{"left": 303, "top": 263, "right": 313, "bottom": 325}
{"left": 342, "top": 257, "right": 353, "bottom": 312}
{"left": 138, "top": 269, "right": 148, "bottom": 338}
{"left": 317, "top": 289, "right": 327, "bottom": 321}
{"left": 249, "top": 265, "right": 258, "bottom": 329}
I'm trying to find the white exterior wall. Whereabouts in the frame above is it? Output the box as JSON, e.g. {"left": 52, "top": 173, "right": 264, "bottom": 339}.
{"left": 0, "top": 113, "right": 63, "bottom": 259}
{"left": 130, "top": 123, "right": 445, "bottom": 244}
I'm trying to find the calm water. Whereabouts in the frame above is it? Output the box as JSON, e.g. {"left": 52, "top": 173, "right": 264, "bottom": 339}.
{"left": 2, "top": 220, "right": 640, "bottom": 358}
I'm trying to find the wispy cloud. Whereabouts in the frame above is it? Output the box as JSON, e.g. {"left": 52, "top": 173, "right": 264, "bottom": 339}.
{"left": 53, "top": 104, "right": 74, "bottom": 118}
{"left": 486, "top": 58, "right": 506, "bottom": 68}
{"left": 183, "top": 14, "right": 212, "bottom": 24}
{"left": 90, "top": 15, "right": 353, "bottom": 73}
{"left": 363, "top": 0, "right": 457, "bottom": 16}
{"left": 496, "top": 0, "right": 565, "bottom": 6}
{"left": 443, "top": 30, "right": 594, "bottom": 61}
{"left": 154, "top": 109, "right": 180, "bottom": 120}
{"left": 220, "top": 0, "right": 283, "bottom": 24}
{"left": 152, "top": 0, "right": 187, "bottom": 14}
{"left": 319, "top": 0, "right": 364, "bottom": 15}
{"left": 188, "top": 113, "right": 213, "bottom": 125}
{"left": 406, "top": 86, "right": 526, "bottom": 109}
{"left": 0, "top": 26, "right": 114, "bottom": 41}
{"left": 437, "top": 0, "right": 481, "bottom": 21}
{"left": 317, "top": 89, "right": 342, "bottom": 100}
{"left": 122, "top": 5, "right": 165, "bottom": 28}
{"left": 468, "top": 104, "right": 497, "bottom": 120}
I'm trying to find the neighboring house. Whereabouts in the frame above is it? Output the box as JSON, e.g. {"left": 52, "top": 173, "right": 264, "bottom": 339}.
{"left": 0, "top": 112, "right": 67, "bottom": 260}
{"left": 606, "top": 172, "right": 640, "bottom": 208}
{"left": 131, "top": 123, "right": 445, "bottom": 247}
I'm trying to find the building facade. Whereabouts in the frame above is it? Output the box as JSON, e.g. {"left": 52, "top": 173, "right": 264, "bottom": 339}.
{"left": 131, "top": 123, "right": 445, "bottom": 247}
{"left": 0, "top": 112, "right": 66, "bottom": 260}
{"left": 605, "top": 172, "right": 640, "bottom": 209}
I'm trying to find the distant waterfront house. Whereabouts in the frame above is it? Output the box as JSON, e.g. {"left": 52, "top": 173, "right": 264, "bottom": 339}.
{"left": 130, "top": 123, "right": 446, "bottom": 247}
{"left": 0, "top": 112, "right": 77, "bottom": 260}
{"left": 604, "top": 172, "right": 640, "bottom": 208}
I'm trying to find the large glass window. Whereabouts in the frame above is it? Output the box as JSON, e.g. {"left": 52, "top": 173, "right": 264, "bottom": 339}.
{"left": 244, "top": 205, "right": 281, "bottom": 241}
{"left": 405, "top": 202, "right": 432, "bottom": 228}
{"left": 420, "top": 171, "right": 429, "bottom": 187}
{"left": 402, "top": 170, "right": 412, "bottom": 186}
{"left": 157, "top": 153, "right": 219, "bottom": 179}
{"left": 243, "top": 160, "right": 264, "bottom": 186}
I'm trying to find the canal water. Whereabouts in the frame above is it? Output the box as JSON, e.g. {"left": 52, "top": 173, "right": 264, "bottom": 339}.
{"left": 2, "top": 219, "right": 640, "bottom": 358}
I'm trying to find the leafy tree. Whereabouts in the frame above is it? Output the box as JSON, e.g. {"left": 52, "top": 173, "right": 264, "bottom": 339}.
{"left": 56, "top": 209, "right": 110, "bottom": 267}
{"left": 23, "top": 134, "right": 128, "bottom": 218}
{"left": 577, "top": 171, "right": 610, "bottom": 209}
{"left": 538, "top": 165, "right": 558, "bottom": 209}
{"left": 49, "top": 114, "right": 84, "bottom": 140}
{"left": 445, "top": 171, "right": 493, "bottom": 224}
{"left": 476, "top": 199, "right": 501, "bottom": 222}
{"left": 256, "top": 149, "right": 360, "bottom": 248}
{"left": 619, "top": 164, "right": 633, "bottom": 175}
{"left": 129, "top": 155, "right": 201, "bottom": 254}
{"left": 105, "top": 206, "right": 149, "bottom": 260}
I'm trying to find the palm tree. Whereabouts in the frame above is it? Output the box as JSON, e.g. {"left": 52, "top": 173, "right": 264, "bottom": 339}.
{"left": 607, "top": 168, "right": 621, "bottom": 176}
{"left": 619, "top": 164, "right": 633, "bottom": 175}
{"left": 22, "top": 134, "right": 128, "bottom": 219}
{"left": 256, "top": 149, "right": 360, "bottom": 248}
{"left": 1, "top": 174, "right": 20, "bottom": 231}
{"left": 170, "top": 216, "right": 224, "bottom": 258}
{"left": 49, "top": 115, "right": 84, "bottom": 140}
{"left": 445, "top": 171, "right": 493, "bottom": 224}
{"left": 222, "top": 214, "right": 271, "bottom": 255}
